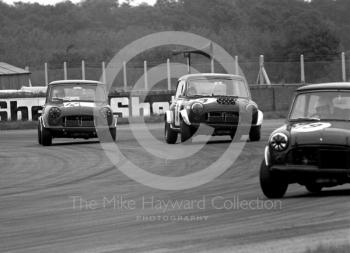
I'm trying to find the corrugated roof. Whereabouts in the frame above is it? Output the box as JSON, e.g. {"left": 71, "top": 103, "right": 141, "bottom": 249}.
{"left": 0, "top": 62, "right": 30, "bottom": 75}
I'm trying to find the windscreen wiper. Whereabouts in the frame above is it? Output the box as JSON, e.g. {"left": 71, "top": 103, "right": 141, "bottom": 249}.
{"left": 290, "top": 117, "right": 320, "bottom": 122}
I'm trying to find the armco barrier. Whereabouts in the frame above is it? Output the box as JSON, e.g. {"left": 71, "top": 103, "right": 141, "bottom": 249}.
{"left": 0, "top": 84, "right": 302, "bottom": 122}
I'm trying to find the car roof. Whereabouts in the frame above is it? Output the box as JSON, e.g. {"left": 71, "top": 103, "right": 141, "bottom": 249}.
{"left": 48, "top": 80, "right": 104, "bottom": 86}
{"left": 298, "top": 82, "right": 350, "bottom": 92}
{"left": 179, "top": 73, "right": 244, "bottom": 81}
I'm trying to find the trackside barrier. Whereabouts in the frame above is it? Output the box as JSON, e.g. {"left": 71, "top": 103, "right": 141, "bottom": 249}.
{"left": 0, "top": 84, "right": 301, "bottom": 122}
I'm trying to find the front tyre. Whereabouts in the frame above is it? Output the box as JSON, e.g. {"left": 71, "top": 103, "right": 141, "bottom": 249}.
{"left": 249, "top": 125, "right": 261, "bottom": 142}
{"left": 110, "top": 128, "right": 116, "bottom": 142}
{"left": 164, "top": 122, "right": 177, "bottom": 144}
{"left": 180, "top": 120, "right": 192, "bottom": 143}
{"left": 98, "top": 128, "right": 116, "bottom": 142}
{"left": 41, "top": 124, "right": 52, "bottom": 146}
{"left": 260, "top": 160, "right": 288, "bottom": 198}
{"left": 37, "top": 123, "right": 42, "bottom": 145}
{"left": 305, "top": 183, "right": 323, "bottom": 193}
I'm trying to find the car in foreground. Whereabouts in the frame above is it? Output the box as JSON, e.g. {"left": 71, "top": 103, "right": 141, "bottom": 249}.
{"left": 260, "top": 82, "right": 350, "bottom": 198}
{"left": 164, "top": 73, "right": 263, "bottom": 143}
{"left": 38, "top": 80, "right": 116, "bottom": 146}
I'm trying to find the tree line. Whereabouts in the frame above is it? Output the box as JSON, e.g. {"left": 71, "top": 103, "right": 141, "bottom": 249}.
{"left": 0, "top": 0, "right": 348, "bottom": 69}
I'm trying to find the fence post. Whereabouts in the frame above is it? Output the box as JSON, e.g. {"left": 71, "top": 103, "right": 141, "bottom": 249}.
{"left": 210, "top": 57, "right": 215, "bottom": 73}
{"left": 102, "top": 61, "right": 106, "bottom": 85}
{"left": 44, "top": 62, "right": 48, "bottom": 86}
{"left": 256, "top": 55, "right": 271, "bottom": 85}
{"left": 186, "top": 57, "right": 190, "bottom": 74}
{"left": 259, "top": 55, "right": 264, "bottom": 85}
{"left": 123, "top": 61, "right": 127, "bottom": 90}
{"left": 144, "top": 60, "right": 148, "bottom": 90}
{"left": 81, "top": 60, "right": 85, "bottom": 80}
{"left": 300, "top": 54, "right": 305, "bottom": 84}
{"left": 235, "top": 55, "right": 239, "bottom": 75}
{"left": 341, "top": 52, "right": 346, "bottom": 82}
{"left": 63, "top": 61, "right": 67, "bottom": 80}
{"left": 167, "top": 58, "right": 171, "bottom": 90}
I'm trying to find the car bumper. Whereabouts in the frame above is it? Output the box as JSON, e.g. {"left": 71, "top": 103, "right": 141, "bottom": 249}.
{"left": 48, "top": 126, "right": 115, "bottom": 131}
{"left": 48, "top": 126, "right": 116, "bottom": 138}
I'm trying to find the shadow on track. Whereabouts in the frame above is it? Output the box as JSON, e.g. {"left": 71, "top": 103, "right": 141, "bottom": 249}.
{"left": 48, "top": 140, "right": 100, "bottom": 146}
{"left": 285, "top": 188, "right": 350, "bottom": 199}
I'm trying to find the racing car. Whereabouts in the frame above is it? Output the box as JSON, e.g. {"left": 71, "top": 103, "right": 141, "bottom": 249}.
{"left": 38, "top": 80, "right": 116, "bottom": 146}
{"left": 164, "top": 73, "right": 263, "bottom": 143}
{"left": 260, "top": 82, "right": 350, "bottom": 198}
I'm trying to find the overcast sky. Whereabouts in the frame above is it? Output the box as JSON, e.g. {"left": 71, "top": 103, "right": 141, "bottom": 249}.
{"left": 2, "top": 0, "right": 157, "bottom": 6}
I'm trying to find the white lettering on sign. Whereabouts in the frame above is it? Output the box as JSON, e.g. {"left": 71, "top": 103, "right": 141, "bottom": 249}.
{"left": 110, "top": 97, "right": 170, "bottom": 118}
{"left": 110, "top": 97, "right": 130, "bottom": 118}
{"left": 0, "top": 97, "right": 171, "bottom": 121}
{"left": 0, "top": 98, "right": 45, "bottom": 121}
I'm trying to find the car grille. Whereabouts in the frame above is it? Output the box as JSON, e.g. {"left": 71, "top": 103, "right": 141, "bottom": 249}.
{"left": 62, "top": 115, "right": 95, "bottom": 127}
{"left": 206, "top": 111, "right": 239, "bottom": 124}
{"left": 216, "top": 96, "right": 237, "bottom": 105}
{"left": 286, "top": 147, "right": 350, "bottom": 169}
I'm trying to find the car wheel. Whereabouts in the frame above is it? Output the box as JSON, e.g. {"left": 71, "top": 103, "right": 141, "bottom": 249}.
{"left": 230, "top": 129, "right": 241, "bottom": 141}
{"left": 98, "top": 128, "right": 116, "bottom": 142}
{"left": 164, "top": 122, "right": 177, "bottom": 144}
{"left": 249, "top": 125, "right": 261, "bottom": 142}
{"left": 41, "top": 125, "right": 52, "bottom": 146}
{"left": 180, "top": 119, "right": 192, "bottom": 143}
{"left": 260, "top": 160, "right": 288, "bottom": 198}
{"left": 37, "top": 123, "right": 42, "bottom": 145}
{"left": 305, "top": 183, "right": 323, "bottom": 193}
{"left": 110, "top": 128, "right": 116, "bottom": 142}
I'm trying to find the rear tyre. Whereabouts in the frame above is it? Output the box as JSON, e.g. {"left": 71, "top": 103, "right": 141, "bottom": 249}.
{"left": 37, "top": 123, "right": 42, "bottom": 145}
{"left": 164, "top": 122, "right": 177, "bottom": 144}
{"left": 260, "top": 160, "right": 288, "bottom": 198}
{"left": 41, "top": 124, "right": 52, "bottom": 146}
{"left": 180, "top": 120, "right": 192, "bottom": 143}
{"left": 249, "top": 125, "right": 261, "bottom": 142}
{"left": 305, "top": 183, "right": 322, "bottom": 193}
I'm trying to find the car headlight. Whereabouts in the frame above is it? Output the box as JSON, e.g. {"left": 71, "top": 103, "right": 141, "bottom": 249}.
{"left": 191, "top": 103, "right": 204, "bottom": 114}
{"left": 269, "top": 133, "right": 288, "bottom": 152}
{"left": 48, "top": 107, "right": 61, "bottom": 119}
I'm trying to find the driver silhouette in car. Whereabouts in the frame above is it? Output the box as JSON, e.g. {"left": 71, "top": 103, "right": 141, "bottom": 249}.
{"left": 52, "top": 87, "right": 65, "bottom": 99}
{"left": 315, "top": 95, "right": 334, "bottom": 119}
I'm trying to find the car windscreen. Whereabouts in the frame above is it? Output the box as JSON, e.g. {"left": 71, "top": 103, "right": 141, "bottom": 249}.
{"left": 289, "top": 91, "right": 350, "bottom": 121}
{"left": 49, "top": 84, "right": 107, "bottom": 103}
{"left": 186, "top": 78, "right": 249, "bottom": 98}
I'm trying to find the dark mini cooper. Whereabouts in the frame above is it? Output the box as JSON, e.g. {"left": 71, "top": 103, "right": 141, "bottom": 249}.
{"left": 164, "top": 73, "right": 263, "bottom": 143}
{"left": 260, "top": 83, "right": 350, "bottom": 198}
{"left": 38, "top": 80, "right": 116, "bottom": 146}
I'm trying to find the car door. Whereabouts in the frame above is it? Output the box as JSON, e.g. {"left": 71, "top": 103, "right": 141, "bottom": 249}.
{"left": 174, "top": 80, "right": 186, "bottom": 127}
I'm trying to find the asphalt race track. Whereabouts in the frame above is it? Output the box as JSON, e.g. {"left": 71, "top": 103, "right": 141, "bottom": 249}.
{"left": 0, "top": 119, "right": 349, "bottom": 253}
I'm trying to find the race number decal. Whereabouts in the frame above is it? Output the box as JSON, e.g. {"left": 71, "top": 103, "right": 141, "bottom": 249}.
{"left": 292, "top": 122, "right": 331, "bottom": 133}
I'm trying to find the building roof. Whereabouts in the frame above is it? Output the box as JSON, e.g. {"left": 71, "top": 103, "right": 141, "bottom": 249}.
{"left": 298, "top": 82, "right": 350, "bottom": 92}
{"left": 49, "top": 80, "right": 104, "bottom": 86}
{"left": 0, "top": 62, "right": 30, "bottom": 75}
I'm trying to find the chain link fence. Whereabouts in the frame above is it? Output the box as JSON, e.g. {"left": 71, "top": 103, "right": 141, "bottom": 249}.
{"left": 29, "top": 56, "right": 350, "bottom": 90}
